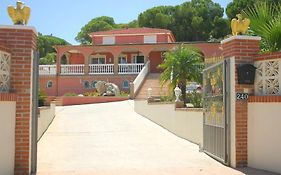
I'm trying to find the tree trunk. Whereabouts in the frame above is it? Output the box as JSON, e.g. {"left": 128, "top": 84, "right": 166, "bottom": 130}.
{"left": 179, "top": 79, "right": 187, "bottom": 106}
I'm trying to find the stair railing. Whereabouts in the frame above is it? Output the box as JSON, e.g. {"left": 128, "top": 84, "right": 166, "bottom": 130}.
{"left": 129, "top": 61, "right": 150, "bottom": 99}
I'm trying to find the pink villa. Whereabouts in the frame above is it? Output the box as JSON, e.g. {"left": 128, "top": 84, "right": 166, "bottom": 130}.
{"left": 39, "top": 27, "right": 221, "bottom": 97}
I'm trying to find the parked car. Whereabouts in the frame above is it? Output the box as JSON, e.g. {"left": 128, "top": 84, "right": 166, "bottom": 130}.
{"left": 186, "top": 82, "right": 202, "bottom": 93}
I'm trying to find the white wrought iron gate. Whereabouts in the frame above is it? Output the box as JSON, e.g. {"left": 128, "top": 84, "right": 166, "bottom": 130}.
{"left": 203, "top": 60, "right": 230, "bottom": 164}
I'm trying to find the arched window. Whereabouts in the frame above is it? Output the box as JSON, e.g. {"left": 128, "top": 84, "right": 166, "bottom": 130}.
{"left": 83, "top": 81, "right": 90, "bottom": 89}
{"left": 92, "top": 81, "right": 97, "bottom": 88}
{"left": 46, "top": 80, "right": 53, "bottom": 88}
{"left": 123, "top": 80, "right": 129, "bottom": 89}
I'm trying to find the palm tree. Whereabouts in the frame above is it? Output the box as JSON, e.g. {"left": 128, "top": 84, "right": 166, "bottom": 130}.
{"left": 159, "top": 45, "right": 204, "bottom": 105}
{"left": 243, "top": 2, "right": 281, "bottom": 52}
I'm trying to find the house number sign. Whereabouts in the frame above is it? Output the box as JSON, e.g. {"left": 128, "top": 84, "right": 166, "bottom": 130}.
{"left": 236, "top": 93, "right": 249, "bottom": 100}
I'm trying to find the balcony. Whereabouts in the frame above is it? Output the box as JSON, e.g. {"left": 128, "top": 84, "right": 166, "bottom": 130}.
{"left": 39, "top": 63, "right": 145, "bottom": 76}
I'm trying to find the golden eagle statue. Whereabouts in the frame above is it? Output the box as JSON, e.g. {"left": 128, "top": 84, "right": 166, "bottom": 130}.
{"left": 231, "top": 14, "right": 250, "bottom": 36}
{"left": 7, "top": 1, "right": 30, "bottom": 25}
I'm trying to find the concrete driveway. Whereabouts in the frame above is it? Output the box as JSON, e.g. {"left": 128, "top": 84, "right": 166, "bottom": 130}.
{"left": 37, "top": 101, "right": 276, "bottom": 175}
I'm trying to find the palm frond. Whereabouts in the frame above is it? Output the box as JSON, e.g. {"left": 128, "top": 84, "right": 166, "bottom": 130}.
{"left": 243, "top": 2, "right": 281, "bottom": 51}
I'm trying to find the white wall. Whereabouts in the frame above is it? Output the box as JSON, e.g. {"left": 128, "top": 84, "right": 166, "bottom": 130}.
{"left": 38, "top": 103, "right": 56, "bottom": 140}
{"left": 134, "top": 100, "right": 203, "bottom": 145}
{"left": 248, "top": 103, "right": 281, "bottom": 174}
{"left": 0, "top": 101, "right": 16, "bottom": 175}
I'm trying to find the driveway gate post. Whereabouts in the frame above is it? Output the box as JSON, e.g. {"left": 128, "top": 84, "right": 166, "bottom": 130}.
{"left": 0, "top": 25, "right": 38, "bottom": 175}
{"left": 221, "top": 36, "right": 261, "bottom": 167}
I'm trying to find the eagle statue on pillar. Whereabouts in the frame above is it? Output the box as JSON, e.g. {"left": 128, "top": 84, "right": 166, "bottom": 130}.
{"left": 231, "top": 14, "right": 250, "bottom": 36}
{"left": 7, "top": 1, "right": 30, "bottom": 25}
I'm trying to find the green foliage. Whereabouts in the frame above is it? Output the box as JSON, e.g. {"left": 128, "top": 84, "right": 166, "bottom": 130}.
{"left": 243, "top": 2, "right": 281, "bottom": 52}
{"left": 138, "top": 0, "right": 228, "bottom": 41}
{"left": 63, "top": 92, "right": 77, "bottom": 96}
{"left": 75, "top": 17, "right": 140, "bottom": 45}
{"left": 210, "top": 17, "right": 230, "bottom": 40}
{"left": 226, "top": 0, "right": 281, "bottom": 20}
{"left": 39, "top": 52, "right": 56, "bottom": 65}
{"left": 38, "top": 90, "right": 47, "bottom": 107}
{"left": 37, "top": 33, "right": 69, "bottom": 59}
{"left": 159, "top": 45, "right": 204, "bottom": 104}
{"left": 119, "top": 91, "right": 130, "bottom": 97}
{"left": 127, "top": 20, "right": 139, "bottom": 28}
{"left": 75, "top": 16, "right": 116, "bottom": 45}
{"left": 160, "top": 95, "right": 175, "bottom": 102}
{"left": 138, "top": 6, "right": 175, "bottom": 29}
{"left": 187, "top": 91, "right": 202, "bottom": 108}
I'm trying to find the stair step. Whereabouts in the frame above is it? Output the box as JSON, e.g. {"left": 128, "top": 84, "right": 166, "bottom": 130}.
{"left": 135, "top": 73, "right": 169, "bottom": 99}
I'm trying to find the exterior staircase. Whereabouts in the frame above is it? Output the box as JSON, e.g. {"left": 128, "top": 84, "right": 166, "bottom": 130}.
{"left": 135, "top": 73, "right": 170, "bottom": 99}
{"left": 53, "top": 97, "right": 63, "bottom": 106}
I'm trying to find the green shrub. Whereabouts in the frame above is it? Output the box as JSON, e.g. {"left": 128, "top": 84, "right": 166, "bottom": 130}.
{"left": 38, "top": 90, "right": 47, "bottom": 107}
{"left": 120, "top": 91, "right": 129, "bottom": 97}
{"left": 64, "top": 92, "right": 77, "bottom": 96}
{"left": 187, "top": 91, "right": 202, "bottom": 108}
{"left": 160, "top": 95, "right": 175, "bottom": 102}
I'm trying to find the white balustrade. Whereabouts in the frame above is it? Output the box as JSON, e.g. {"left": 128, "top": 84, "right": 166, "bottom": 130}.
{"left": 89, "top": 64, "right": 114, "bottom": 74}
{"left": 0, "top": 51, "right": 11, "bottom": 92}
{"left": 60, "top": 64, "right": 84, "bottom": 75}
{"left": 133, "top": 61, "right": 150, "bottom": 94}
{"left": 39, "top": 65, "right": 56, "bottom": 75}
{"left": 118, "top": 63, "right": 144, "bottom": 74}
{"left": 255, "top": 58, "right": 281, "bottom": 95}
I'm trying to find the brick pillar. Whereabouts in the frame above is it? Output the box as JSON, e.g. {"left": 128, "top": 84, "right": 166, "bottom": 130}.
{"left": 221, "top": 35, "right": 261, "bottom": 167}
{"left": 0, "top": 25, "right": 37, "bottom": 175}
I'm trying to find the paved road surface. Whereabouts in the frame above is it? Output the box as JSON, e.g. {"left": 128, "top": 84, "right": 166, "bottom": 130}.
{"left": 37, "top": 100, "right": 277, "bottom": 175}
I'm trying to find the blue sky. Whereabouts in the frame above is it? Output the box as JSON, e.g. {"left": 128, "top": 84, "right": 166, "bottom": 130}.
{"left": 1, "top": 0, "right": 231, "bottom": 44}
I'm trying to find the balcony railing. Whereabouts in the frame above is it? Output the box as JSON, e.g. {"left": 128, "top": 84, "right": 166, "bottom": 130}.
{"left": 118, "top": 63, "right": 144, "bottom": 74}
{"left": 89, "top": 64, "right": 114, "bottom": 74}
{"left": 61, "top": 64, "right": 84, "bottom": 75}
{"left": 39, "top": 63, "right": 146, "bottom": 75}
{"left": 39, "top": 65, "right": 56, "bottom": 75}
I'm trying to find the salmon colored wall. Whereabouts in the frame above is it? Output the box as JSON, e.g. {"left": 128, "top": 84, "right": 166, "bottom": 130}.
{"left": 157, "top": 34, "right": 168, "bottom": 43}
{"left": 69, "top": 53, "right": 84, "bottom": 64}
{"left": 39, "top": 75, "right": 137, "bottom": 96}
{"left": 92, "top": 36, "right": 103, "bottom": 45}
{"left": 39, "top": 76, "right": 57, "bottom": 96}
{"left": 92, "top": 34, "right": 171, "bottom": 45}
{"left": 115, "top": 35, "right": 144, "bottom": 44}
{"left": 149, "top": 51, "right": 163, "bottom": 73}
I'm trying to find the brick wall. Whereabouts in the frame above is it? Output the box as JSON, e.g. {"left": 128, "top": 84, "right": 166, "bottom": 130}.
{"left": 254, "top": 51, "right": 281, "bottom": 61}
{"left": 249, "top": 96, "right": 281, "bottom": 102}
{"left": 0, "top": 26, "right": 37, "bottom": 175}
{"left": 0, "top": 42, "right": 10, "bottom": 53}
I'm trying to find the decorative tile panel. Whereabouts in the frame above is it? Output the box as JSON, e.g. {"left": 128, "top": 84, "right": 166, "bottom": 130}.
{"left": 0, "top": 51, "right": 11, "bottom": 92}
{"left": 255, "top": 59, "right": 281, "bottom": 95}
